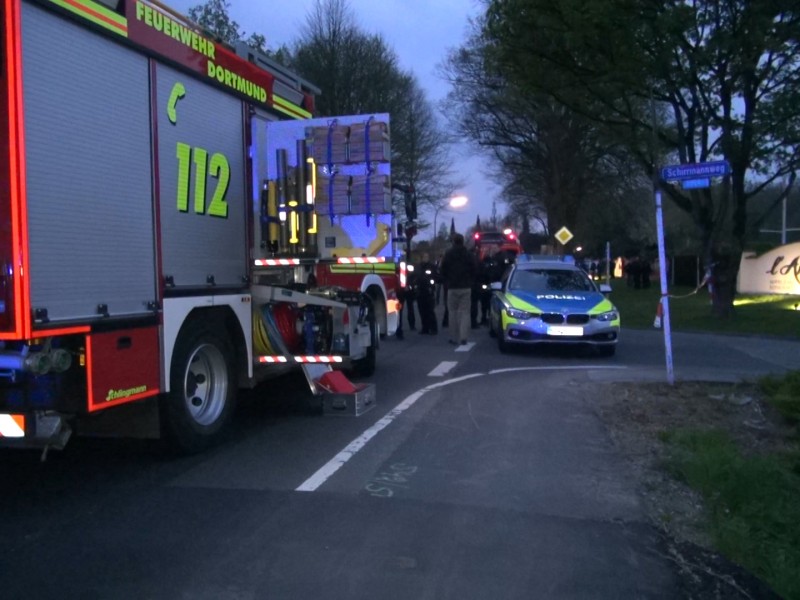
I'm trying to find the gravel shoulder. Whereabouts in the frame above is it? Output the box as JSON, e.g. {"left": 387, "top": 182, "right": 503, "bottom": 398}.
{"left": 590, "top": 380, "right": 795, "bottom": 599}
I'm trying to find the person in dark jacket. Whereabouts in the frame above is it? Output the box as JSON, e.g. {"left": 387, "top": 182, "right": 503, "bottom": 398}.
{"left": 415, "top": 253, "right": 438, "bottom": 335}
{"left": 439, "top": 234, "right": 478, "bottom": 345}
{"left": 404, "top": 261, "right": 418, "bottom": 331}
{"left": 470, "top": 247, "right": 482, "bottom": 329}
{"left": 476, "top": 252, "right": 498, "bottom": 326}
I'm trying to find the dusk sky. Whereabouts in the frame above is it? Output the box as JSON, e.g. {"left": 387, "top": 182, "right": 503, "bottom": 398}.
{"left": 167, "top": 0, "right": 498, "bottom": 237}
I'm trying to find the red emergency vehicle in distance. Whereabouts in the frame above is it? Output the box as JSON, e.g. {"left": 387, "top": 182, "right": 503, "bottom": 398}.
{"left": 472, "top": 229, "right": 522, "bottom": 261}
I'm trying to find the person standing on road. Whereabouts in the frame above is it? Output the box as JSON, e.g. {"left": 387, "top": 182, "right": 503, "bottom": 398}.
{"left": 415, "top": 253, "right": 438, "bottom": 335}
{"left": 405, "top": 259, "right": 418, "bottom": 331}
{"left": 470, "top": 247, "right": 482, "bottom": 329}
{"left": 439, "top": 233, "right": 477, "bottom": 345}
{"left": 477, "top": 252, "right": 497, "bottom": 326}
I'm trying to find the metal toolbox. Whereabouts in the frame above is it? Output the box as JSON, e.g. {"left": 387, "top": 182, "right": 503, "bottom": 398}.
{"left": 322, "top": 382, "right": 376, "bottom": 417}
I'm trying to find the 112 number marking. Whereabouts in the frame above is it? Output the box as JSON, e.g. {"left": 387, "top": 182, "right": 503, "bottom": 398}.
{"left": 176, "top": 142, "right": 230, "bottom": 218}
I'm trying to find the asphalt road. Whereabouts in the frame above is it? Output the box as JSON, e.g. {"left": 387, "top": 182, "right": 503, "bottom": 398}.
{"left": 1, "top": 321, "right": 798, "bottom": 599}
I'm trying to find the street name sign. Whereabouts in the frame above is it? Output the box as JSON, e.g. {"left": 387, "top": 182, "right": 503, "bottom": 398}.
{"left": 661, "top": 160, "right": 730, "bottom": 182}
{"left": 682, "top": 178, "right": 710, "bottom": 190}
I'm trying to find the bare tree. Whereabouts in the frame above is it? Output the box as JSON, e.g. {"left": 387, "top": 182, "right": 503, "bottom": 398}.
{"left": 187, "top": 0, "right": 241, "bottom": 44}
{"left": 440, "top": 16, "right": 649, "bottom": 253}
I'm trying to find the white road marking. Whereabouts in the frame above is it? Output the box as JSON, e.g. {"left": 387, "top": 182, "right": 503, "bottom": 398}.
{"left": 489, "top": 365, "right": 628, "bottom": 375}
{"left": 295, "top": 374, "right": 482, "bottom": 492}
{"left": 455, "top": 342, "right": 475, "bottom": 352}
{"left": 428, "top": 361, "right": 458, "bottom": 377}
{"left": 295, "top": 365, "right": 627, "bottom": 493}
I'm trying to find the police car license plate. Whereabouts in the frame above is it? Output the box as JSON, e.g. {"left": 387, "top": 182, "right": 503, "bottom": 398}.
{"left": 548, "top": 325, "right": 583, "bottom": 336}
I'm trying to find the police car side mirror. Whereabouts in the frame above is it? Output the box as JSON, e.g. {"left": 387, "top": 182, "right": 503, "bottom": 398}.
{"left": 490, "top": 281, "right": 502, "bottom": 291}
{"left": 599, "top": 283, "right": 612, "bottom": 294}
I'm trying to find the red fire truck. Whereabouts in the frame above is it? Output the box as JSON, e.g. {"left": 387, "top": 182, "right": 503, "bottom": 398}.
{"left": 472, "top": 229, "right": 522, "bottom": 261}
{"left": 0, "top": 0, "right": 401, "bottom": 453}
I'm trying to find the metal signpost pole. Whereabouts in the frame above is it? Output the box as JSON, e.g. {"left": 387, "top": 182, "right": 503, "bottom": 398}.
{"left": 654, "top": 188, "right": 675, "bottom": 385}
{"left": 657, "top": 159, "right": 731, "bottom": 385}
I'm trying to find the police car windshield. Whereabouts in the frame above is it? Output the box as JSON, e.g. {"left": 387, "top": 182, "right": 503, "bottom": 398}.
{"left": 509, "top": 268, "right": 594, "bottom": 293}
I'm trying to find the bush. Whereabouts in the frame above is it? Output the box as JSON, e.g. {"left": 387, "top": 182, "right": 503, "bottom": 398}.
{"left": 760, "top": 371, "right": 800, "bottom": 423}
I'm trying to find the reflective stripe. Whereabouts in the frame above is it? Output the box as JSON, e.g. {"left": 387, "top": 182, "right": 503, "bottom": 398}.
{"left": 587, "top": 298, "right": 615, "bottom": 313}
{"left": 254, "top": 258, "right": 301, "bottom": 266}
{"left": 337, "top": 257, "right": 385, "bottom": 264}
{"left": 0, "top": 414, "right": 25, "bottom": 438}
{"left": 257, "top": 356, "right": 343, "bottom": 364}
{"left": 258, "top": 356, "right": 289, "bottom": 363}
{"left": 46, "top": 0, "right": 128, "bottom": 37}
{"left": 329, "top": 264, "right": 396, "bottom": 274}
{"left": 294, "top": 356, "right": 343, "bottom": 363}
{"left": 272, "top": 94, "right": 312, "bottom": 120}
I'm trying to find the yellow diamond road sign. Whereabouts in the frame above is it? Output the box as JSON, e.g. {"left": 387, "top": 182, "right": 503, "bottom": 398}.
{"left": 555, "top": 227, "right": 573, "bottom": 245}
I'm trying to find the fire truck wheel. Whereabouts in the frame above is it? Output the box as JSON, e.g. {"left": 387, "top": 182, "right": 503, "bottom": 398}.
{"left": 163, "top": 323, "right": 237, "bottom": 453}
{"left": 350, "top": 299, "right": 378, "bottom": 378}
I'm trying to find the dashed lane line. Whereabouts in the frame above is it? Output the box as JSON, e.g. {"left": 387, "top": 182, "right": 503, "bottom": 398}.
{"left": 428, "top": 361, "right": 458, "bottom": 377}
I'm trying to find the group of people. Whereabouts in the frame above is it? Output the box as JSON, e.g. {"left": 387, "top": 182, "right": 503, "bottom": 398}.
{"left": 396, "top": 235, "right": 512, "bottom": 346}
{"left": 623, "top": 256, "right": 653, "bottom": 289}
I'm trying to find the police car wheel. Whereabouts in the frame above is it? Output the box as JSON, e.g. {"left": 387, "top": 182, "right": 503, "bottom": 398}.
{"left": 497, "top": 330, "right": 511, "bottom": 353}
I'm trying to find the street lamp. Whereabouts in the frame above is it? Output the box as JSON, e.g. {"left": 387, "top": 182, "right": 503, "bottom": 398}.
{"left": 432, "top": 195, "right": 468, "bottom": 240}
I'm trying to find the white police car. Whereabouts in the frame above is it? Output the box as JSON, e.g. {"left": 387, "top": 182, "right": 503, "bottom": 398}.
{"left": 488, "top": 255, "right": 620, "bottom": 355}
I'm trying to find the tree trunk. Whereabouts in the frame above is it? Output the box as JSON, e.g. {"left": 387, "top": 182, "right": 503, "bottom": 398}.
{"left": 709, "top": 250, "right": 741, "bottom": 319}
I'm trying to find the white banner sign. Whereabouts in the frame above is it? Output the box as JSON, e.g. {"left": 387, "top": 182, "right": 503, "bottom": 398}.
{"left": 738, "top": 242, "right": 800, "bottom": 295}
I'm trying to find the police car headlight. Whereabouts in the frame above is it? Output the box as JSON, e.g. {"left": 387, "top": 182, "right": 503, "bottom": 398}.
{"left": 505, "top": 307, "right": 534, "bottom": 320}
{"left": 595, "top": 310, "right": 619, "bottom": 322}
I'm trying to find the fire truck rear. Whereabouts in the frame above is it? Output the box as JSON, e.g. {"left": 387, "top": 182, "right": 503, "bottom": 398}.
{"left": 472, "top": 229, "right": 522, "bottom": 261}
{"left": 0, "top": 0, "right": 400, "bottom": 453}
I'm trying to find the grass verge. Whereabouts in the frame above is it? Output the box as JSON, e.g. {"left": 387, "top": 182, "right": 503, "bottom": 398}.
{"left": 663, "top": 373, "right": 800, "bottom": 599}
{"left": 607, "top": 280, "right": 800, "bottom": 337}
{"left": 760, "top": 371, "right": 800, "bottom": 423}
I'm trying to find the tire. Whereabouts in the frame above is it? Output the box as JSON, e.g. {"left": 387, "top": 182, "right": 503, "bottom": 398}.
{"left": 162, "top": 322, "right": 237, "bottom": 453}
{"left": 350, "top": 299, "right": 378, "bottom": 378}
{"left": 597, "top": 344, "right": 616, "bottom": 357}
{"left": 497, "top": 328, "right": 511, "bottom": 353}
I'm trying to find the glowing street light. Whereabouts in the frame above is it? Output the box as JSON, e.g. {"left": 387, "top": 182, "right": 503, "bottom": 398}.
{"left": 433, "top": 195, "right": 468, "bottom": 240}
{"left": 449, "top": 195, "right": 468, "bottom": 209}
